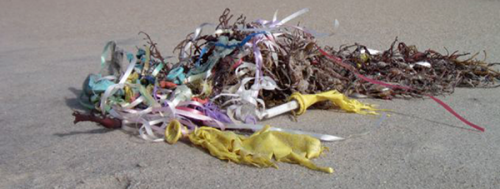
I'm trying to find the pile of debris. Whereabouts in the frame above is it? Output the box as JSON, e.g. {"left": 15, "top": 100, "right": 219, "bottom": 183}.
{"left": 73, "top": 8, "right": 498, "bottom": 173}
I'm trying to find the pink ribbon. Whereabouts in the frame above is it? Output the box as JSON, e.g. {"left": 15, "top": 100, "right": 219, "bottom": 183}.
{"left": 316, "top": 45, "right": 485, "bottom": 132}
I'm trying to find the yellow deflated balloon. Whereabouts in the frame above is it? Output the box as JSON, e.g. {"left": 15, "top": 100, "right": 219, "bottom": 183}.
{"left": 290, "top": 90, "right": 378, "bottom": 115}
{"left": 187, "top": 125, "right": 334, "bottom": 173}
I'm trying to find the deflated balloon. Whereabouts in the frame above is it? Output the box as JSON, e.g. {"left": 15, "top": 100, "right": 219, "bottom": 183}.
{"left": 186, "top": 125, "right": 333, "bottom": 173}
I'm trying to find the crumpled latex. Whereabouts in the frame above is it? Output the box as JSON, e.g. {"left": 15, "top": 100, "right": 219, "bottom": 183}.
{"left": 290, "top": 90, "right": 378, "bottom": 115}
{"left": 184, "top": 125, "right": 334, "bottom": 173}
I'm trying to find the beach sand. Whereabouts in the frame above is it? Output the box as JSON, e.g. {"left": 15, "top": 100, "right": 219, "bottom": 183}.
{"left": 1, "top": 0, "right": 499, "bottom": 188}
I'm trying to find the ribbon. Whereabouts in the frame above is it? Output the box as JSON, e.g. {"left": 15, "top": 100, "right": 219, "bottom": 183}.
{"left": 100, "top": 41, "right": 115, "bottom": 69}
{"left": 316, "top": 45, "right": 485, "bottom": 132}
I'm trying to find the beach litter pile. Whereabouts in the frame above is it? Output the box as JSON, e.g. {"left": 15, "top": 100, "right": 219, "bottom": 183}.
{"left": 73, "top": 8, "right": 499, "bottom": 173}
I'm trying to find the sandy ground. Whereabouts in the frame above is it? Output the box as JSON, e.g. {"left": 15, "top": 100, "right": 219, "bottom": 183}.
{"left": 1, "top": 0, "right": 500, "bottom": 188}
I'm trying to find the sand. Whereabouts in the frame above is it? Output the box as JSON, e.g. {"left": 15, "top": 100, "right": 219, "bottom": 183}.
{"left": 1, "top": 0, "right": 499, "bottom": 188}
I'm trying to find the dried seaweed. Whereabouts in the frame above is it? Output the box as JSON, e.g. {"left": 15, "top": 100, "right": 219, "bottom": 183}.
{"left": 168, "top": 9, "right": 499, "bottom": 104}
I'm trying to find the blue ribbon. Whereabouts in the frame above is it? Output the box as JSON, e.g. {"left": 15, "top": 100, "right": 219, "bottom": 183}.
{"left": 166, "top": 67, "right": 186, "bottom": 84}
{"left": 195, "top": 31, "right": 267, "bottom": 67}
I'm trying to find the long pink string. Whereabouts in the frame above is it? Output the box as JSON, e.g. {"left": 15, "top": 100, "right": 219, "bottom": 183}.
{"left": 316, "top": 45, "right": 485, "bottom": 132}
